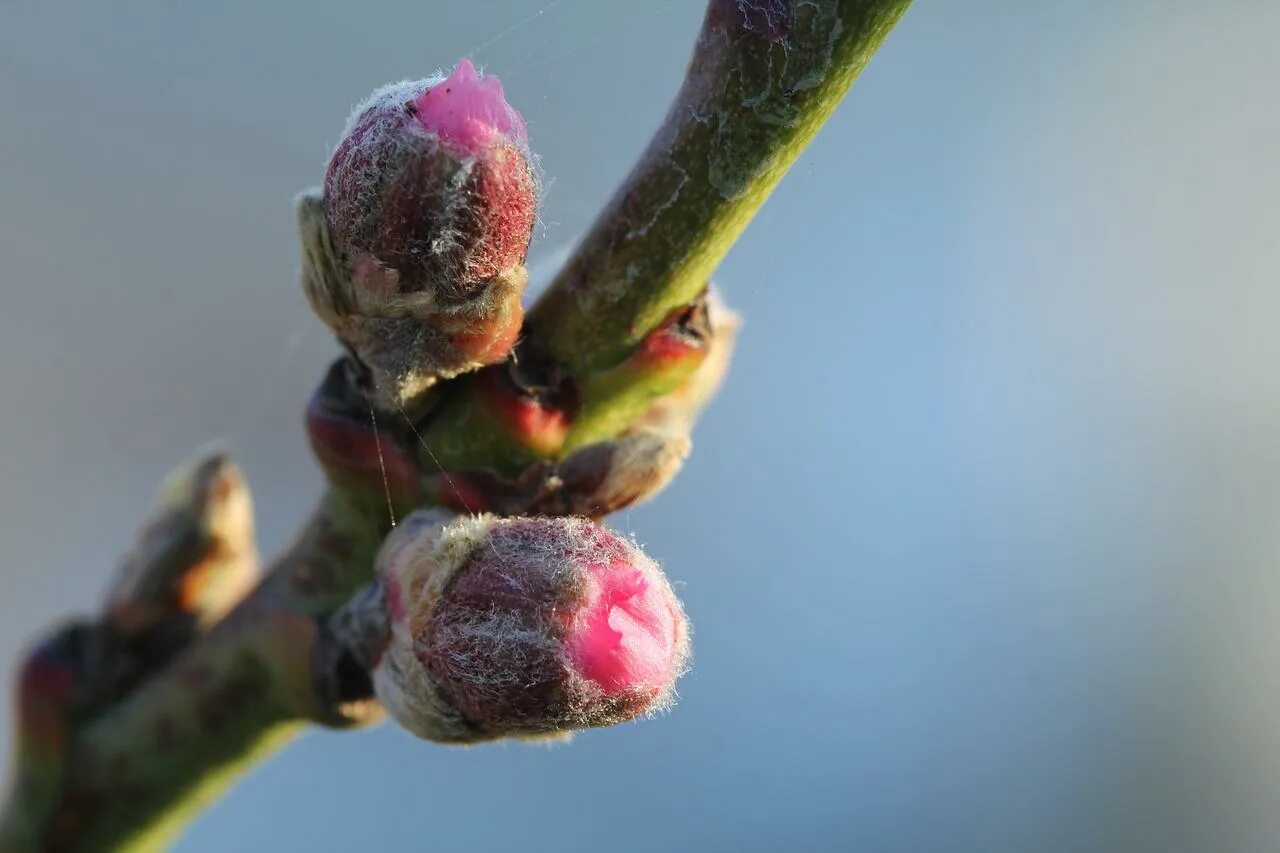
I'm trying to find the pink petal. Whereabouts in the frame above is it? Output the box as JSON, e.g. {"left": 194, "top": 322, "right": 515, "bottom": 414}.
{"left": 567, "top": 561, "right": 679, "bottom": 695}
{"left": 411, "top": 58, "right": 527, "bottom": 154}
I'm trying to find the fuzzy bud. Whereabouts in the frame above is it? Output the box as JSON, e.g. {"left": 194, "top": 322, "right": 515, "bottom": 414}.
{"left": 371, "top": 510, "right": 689, "bottom": 743}
{"left": 325, "top": 59, "right": 534, "bottom": 297}
{"left": 301, "top": 59, "right": 537, "bottom": 411}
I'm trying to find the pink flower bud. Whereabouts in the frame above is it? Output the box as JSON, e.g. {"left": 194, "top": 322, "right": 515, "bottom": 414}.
{"left": 372, "top": 511, "right": 689, "bottom": 743}
{"left": 301, "top": 60, "right": 537, "bottom": 411}
{"left": 324, "top": 58, "right": 536, "bottom": 301}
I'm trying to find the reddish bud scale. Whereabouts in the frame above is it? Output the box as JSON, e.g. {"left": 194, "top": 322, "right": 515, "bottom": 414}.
{"left": 18, "top": 657, "right": 74, "bottom": 709}
{"left": 626, "top": 302, "right": 711, "bottom": 375}
{"left": 633, "top": 287, "right": 741, "bottom": 435}
{"left": 372, "top": 512, "right": 689, "bottom": 743}
{"left": 562, "top": 300, "right": 711, "bottom": 451}
{"left": 16, "top": 655, "right": 75, "bottom": 752}
{"left": 476, "top": 367, "right": 575, "bottom": 457}
{"left": 447, "top": 297, "right": 524, "bottom": 363}
{"left": 12, "top": 626, "right": 95, "bottom": 764}
{"left": 306, "top": 397, "right": 420, "bottom": 511}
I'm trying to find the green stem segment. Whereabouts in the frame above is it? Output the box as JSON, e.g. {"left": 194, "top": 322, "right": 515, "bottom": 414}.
{"left": 529, "top": 0, "right": 913, "bottom": 375}
{"left": 420, "top": 0, "right": 913, "bottom": 474}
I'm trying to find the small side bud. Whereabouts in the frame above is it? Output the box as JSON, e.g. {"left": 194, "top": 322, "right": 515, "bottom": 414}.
{"left": 473, "top": 362, "right": 576, "bottom": 457}
{"left": 566, "top": 290, "right": 719, "bottom": 450}
{"left": 548, "top": 428, "right": 691, "bottom": 518}
{"left": 103, "top": 450, "right": 257, "bottom": 638}
{"left": 302, "top": 59, "right": 538, "bottom": 411}
{"left": 371, "top": 511, "right": 690, "bottom": 743}
{"left": 633, "top": 287, "right": 740, "bottom": 436}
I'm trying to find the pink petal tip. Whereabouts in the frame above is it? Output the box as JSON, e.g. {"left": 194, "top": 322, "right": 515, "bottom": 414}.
{"left": 568, "top": 561, "right": 680, "bottom": 696}
{"left": 411, "top": 58, "right": 527, "bottom": 154}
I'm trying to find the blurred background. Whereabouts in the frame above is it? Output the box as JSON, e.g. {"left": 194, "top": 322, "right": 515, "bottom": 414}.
{"left": 2, "top": 1, "right": 1279, "bottom": 850}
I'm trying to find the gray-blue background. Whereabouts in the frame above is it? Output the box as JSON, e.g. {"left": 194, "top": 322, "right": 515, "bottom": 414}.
{"left": 2, "top": 2, "right": 1278, "bottom": 850}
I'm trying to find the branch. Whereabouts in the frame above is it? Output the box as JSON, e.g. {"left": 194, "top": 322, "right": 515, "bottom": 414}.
{"left": 532, "top": 0, "right": 912, "bottom": 375}
{"left": 418, "top": 0, "right": 913, "bottom": 473}
{"left": 1, "top": 1, "right": 913, "bottom": 848}
{"left": 47, "top": 495, "right": 379, "bottom": 850}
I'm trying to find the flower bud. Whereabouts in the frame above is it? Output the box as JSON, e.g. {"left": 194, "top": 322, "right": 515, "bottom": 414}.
{"left": 326, "top": 58, "right": 534, "bottom": 293}
{"left": 371, "top": 511, "right": 689, "bottom": 743}
{"left": 301, "top": 59, "right": 537, "bottom": 410}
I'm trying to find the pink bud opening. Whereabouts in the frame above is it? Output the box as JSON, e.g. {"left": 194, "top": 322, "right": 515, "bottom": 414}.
{"left": 373, "top": 513, "right": 689, "bottom": 742}
{"left": 411, "top": 59, "right": 527, "bottom": 154}
{"left": 567, "top": 561, "right": 680, "bottom": 696}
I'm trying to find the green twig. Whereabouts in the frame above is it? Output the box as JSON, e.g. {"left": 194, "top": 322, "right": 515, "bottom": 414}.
{"left": 419, "top": 0, "right": 913, "bottom": 475}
